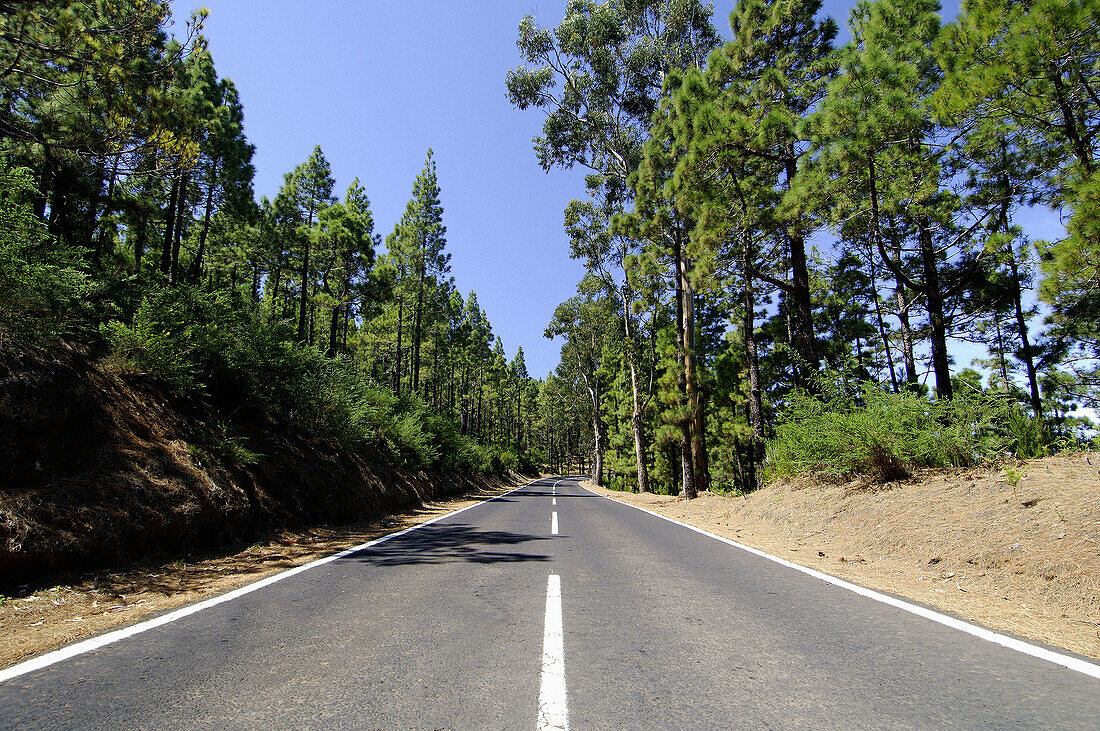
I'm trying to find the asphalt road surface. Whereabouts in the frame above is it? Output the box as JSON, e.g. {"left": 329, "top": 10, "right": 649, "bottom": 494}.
{"left": 2, "top": 476, "right": 1098, "bottom": 729}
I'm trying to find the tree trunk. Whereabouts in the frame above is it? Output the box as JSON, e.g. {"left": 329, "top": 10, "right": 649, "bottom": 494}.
{"left": 622, "top": 292, "right": 650, "bottom": 493}
{"left": 1050, "top": 68, "right": 1094, "bottom": 174}
{"left": 896, "top": 284, "right": 918, "bottom": 387}
{"left": 133, "top": 219, "right": 146, "bottom": 274}
{"left": 268, "top": 261, "right": 282, "bottom": 321}
{"left": 412, "top": 265, "right": 425, "bottom": 394}
{"left": 744, "top": 241, "right": 766, "bottom": 491}
{"left": 785, "top": 159, "right": 820, "bottom": 388}
{"left": 170, "top": 172, "right": 189, "bottom": 285}
{"left": 476, "top": 369, "right": 483, "bottom": 438}
{"left": 868, "top": 153, "right": 917, "bottom": 389}
{"left": 919, "top": 220, "right": 952, "bottom": 399}
{"left": 190, "top": 178, "right": 215, "bottom": 281}
{"left": 682, "top": 269, "right": 707, "bottom": 495}
{"left": 672, "top": 230, "right": 696, "bottom": 499}
{"left": 994, "top": 319, "right": 1011, "bottom": 388}
{"left": 343, "top": 302, "right": 351, "bottom": 352}
{"left": 694, "top": 385, "right": 710, "bottom": 492}
{"left": 998, "top": 156, "right": 1042, "bottom": 417}
{"left": 432, "top": 330, "right": 441, "bottom": 408}
{"left": 327, "top": 305, "right": 341, "bottom": 357}
{"left": 869, "top": 259, "right": 899, "bottom": 392}
{"left": 394, "top": 290, "right": 404, "bottom": 395}
{"left": 297, "top": 238, "right": 310, "bottom": 341}
{"left": 162, "top": 174, "right": 180, "bottom": 276}
{"left": 592, "top": 404, "right": 604, "bottom": 486}
{"left": 93, "top": 154, "right": 121, "bottom": 263}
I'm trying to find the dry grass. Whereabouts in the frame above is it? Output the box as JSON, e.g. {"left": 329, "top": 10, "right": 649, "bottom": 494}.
{"left": 588, "top": 452, "right": 1100, "bottom": 660}
{"left": 0, "top": 477, "right": 527, "bottom": 669}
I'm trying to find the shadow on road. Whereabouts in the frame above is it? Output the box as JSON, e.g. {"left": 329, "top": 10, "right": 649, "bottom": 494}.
{"left": 345, "top": 524, "right": 551, "bottom": 566}
{"left": 518, "top": 490, "right": 591, "bottom": 499}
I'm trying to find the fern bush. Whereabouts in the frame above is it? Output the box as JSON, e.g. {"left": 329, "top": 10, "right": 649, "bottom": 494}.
{"left": 766, "top": 385, "right": 1012, "bottom": 482}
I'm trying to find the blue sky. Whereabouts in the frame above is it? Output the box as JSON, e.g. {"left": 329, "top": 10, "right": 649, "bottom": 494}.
{"left": 168, "top": 0, "right": 1066, "bottom": 385}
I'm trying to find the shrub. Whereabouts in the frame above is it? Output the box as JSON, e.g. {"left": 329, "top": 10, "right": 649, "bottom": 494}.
{"left": 0, "top": 163, "right": 91, "bottom": 341}
{"left": 103, "top": 286, "right": 395, "bottom": 449}
{"left": 1003, "top": 406, "right": 1050, "bottom": 459}
{"left": 101, "top": 287, "right": 209, "bottom": 389}
{"left": 765, "top": 385, "right": 1012, "bottom": 482}
{"left": 102, "top": 285, "right": 531, "bottom": 475}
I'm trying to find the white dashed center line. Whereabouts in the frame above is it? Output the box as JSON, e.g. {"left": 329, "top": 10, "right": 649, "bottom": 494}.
{"left": 537, "top": 574, "right": 568, "bottom": 730}
{"left": 551, "top": 511, "right": 558, "bottom": 535}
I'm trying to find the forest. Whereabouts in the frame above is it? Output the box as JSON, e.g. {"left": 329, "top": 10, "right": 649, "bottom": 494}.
{"left": 508, "top": 0, "right": 1100, "bottom": 495}
{"left": 0, "top": 1, "right": 566, "bottom": 479}
{"left": 0, "top": 0, "right": 1097, "bottom": 500}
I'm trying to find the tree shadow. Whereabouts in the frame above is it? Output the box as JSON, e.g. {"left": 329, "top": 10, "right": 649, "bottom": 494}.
{"left": 344, "top": 523, "right": 551, "bottom": 566}
{"left": 518, "top": 489, "right": 591, "bottom": 499}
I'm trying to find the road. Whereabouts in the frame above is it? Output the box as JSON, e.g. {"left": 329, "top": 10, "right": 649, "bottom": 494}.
{"left": 2, "top": 476, "right": 1098, "bottom": 728}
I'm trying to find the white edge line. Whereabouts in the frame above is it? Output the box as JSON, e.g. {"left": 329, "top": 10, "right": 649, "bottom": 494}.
{"left": 0, "top": 478, "right": 546, "bottom": 685}
{"left": 580, "top": 484, "right": 1100, "bottom": 682}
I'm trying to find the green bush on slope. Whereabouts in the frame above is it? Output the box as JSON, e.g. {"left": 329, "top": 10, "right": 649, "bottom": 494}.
{"left": 765, "top": 385, "right": 1012, "bottom": 482}
{"left": 0, "top": 163, "right": 92, "bottom": 340}
{"left": 101, "top": 285, "right": 528, "bottom": 474}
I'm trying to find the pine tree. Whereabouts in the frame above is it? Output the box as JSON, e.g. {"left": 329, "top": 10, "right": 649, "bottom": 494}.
{"left": 391, "top": 150, "right": 449, "bottom": 395}
{"left": 797, "top": 0, "right": 962, "bottom": 399}
{"left": 687, "top": 0, "right": 838, "bottom": 388}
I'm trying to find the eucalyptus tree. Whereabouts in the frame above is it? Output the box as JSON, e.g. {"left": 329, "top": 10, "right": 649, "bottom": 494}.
{"left": 546, "top": 283, "right": 621, "bottom": 485}
{"left": 507, "top": 0, "right": 719, "bottom": 493}
{"left": 565, "top": 199, "right": 656, "bottom": 491}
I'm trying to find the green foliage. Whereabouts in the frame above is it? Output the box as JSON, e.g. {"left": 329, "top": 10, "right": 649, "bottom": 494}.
{"left": 102, "top": 287, "right": 208, "bottom": 389}
{"left": 1004, "top": 462, "right": 1027, "bottom": 489}
{"left": 101, "top": 283, "right": 538, "bottom": 474}
{"left": 1003, "top": 407, "right": 1050, "bottom": 460}
{"left": 0, "top": 164, "right": 92, "bottom": 340}
{"left": 102, "top": 287, "right": 389, "bottom": 452}
{"left": 766, "top": 385, "right": 1013, "bottom": 482}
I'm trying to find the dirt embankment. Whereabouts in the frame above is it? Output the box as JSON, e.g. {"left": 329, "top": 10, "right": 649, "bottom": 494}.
{"left": 588, "top": 453, "right": 1100, "bottom": 660}
{"left": 0, "top": 340, "right": 534, "bottom": 668}
{"left": 0, "top": 340, "right": 527, "bottom": 590}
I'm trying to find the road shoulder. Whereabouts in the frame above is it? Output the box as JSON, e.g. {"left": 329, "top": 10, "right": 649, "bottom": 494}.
{"left": 0, "top": 476, "right": 531, "bottom": 669}
{"left": 584, "top": 458, "right": 1100, "bottom": 662}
